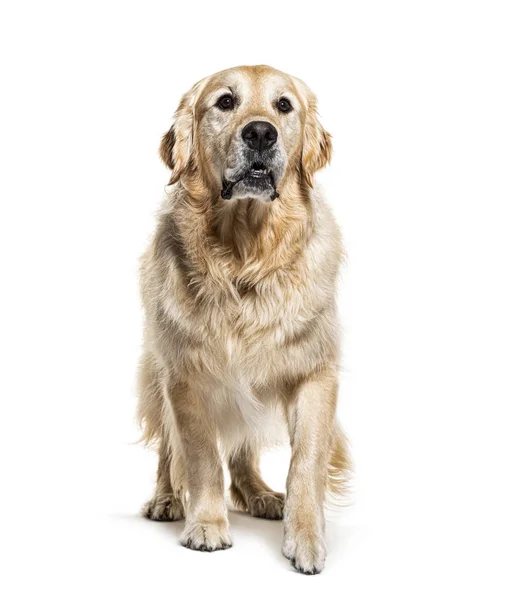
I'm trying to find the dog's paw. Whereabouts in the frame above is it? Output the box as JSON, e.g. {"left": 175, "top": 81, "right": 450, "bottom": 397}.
{"left": 142, "top": 494, "right": 184, "bottom": 522}
{"left": 247, "top": 491, "right": 285, "bottom": 520}
{"left": 180, "top": 520, "right": 232, "bottom": 552}
{"left": 282, "top": 527, "right": 327, "bottom": 575}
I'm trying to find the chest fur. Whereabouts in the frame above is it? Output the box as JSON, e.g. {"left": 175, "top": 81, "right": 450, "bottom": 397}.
{"left": 160, "top": 268, "right": 324, "bottom": 384}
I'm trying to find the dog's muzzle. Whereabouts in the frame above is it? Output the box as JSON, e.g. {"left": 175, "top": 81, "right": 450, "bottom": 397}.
{"left": 221, "top": 161, "right": 280, "bottom": 201}
{"left": 221, "top": 121, "right": 283, "bottom": 201}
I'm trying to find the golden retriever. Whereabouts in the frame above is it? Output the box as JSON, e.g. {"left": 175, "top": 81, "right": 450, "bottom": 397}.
{"left": 137, "top": 65, "right": 350, "bottom": 574}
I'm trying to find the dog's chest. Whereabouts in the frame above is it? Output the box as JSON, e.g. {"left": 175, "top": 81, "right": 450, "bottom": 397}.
{"left": 210, "top": 297, "right": 284, "bottom": 360}
{"left": 201, "top": 284, "right": 305, "bottom": 375}
{"left": 164, "top": 257, "right": 328, "bottom": 384}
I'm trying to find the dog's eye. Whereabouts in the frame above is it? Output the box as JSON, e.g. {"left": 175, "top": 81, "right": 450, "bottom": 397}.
{"left": 277, "top": 98, "right": 293, "bottom": 113}
{"left": 217, "top": 94, "right": 234, "bottom": 110}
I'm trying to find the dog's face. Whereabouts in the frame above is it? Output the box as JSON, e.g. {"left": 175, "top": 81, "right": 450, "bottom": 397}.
{"left": 198, "top": 67, "right": 300, "bottom": 202}
{"left": 160, "top": 66, "right": 331, "bottom": 202}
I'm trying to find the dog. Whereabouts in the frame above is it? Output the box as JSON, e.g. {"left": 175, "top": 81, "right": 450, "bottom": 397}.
{"left": 137, "top": 65, "right": 350, "bottom": 574}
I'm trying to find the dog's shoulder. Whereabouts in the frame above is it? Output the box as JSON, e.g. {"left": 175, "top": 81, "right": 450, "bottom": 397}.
{"left": 303, "top": 188, "right": 343, "bottom": 283}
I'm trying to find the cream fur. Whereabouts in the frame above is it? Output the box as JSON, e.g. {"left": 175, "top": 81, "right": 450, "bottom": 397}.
{"left": 137, "top": 65, "right": 350, "bottom": 574}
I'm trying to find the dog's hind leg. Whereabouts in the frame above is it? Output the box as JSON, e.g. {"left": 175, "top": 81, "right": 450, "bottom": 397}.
{"left": 138, "top": 353, "right": 185, "bottom": 521}
{"left": 228, "top": 443, "right": 285, "bottom": 520}
{"left": 142, "top": 434, "right": 185, "bottom": 521}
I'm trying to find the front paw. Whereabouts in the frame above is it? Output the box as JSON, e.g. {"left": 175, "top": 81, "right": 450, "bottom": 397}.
{"left": 180, "top": 519, "right": 232, "bottom": 552}
{"left": 282, "top": 525, "right": 327, "bottom": 575}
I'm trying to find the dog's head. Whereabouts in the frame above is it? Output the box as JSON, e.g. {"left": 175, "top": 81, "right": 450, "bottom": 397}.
{"left": 160, "top": 65, "right": 332, "bottom": 202}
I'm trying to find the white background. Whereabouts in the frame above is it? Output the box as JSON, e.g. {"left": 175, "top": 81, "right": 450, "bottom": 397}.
{"left": 1, "top": 1, "right": 521, "bottom": 598}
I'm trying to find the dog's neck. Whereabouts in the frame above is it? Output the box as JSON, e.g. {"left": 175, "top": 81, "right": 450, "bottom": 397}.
{"left": 173, "top": 175, "right": 314, "bottom": 290}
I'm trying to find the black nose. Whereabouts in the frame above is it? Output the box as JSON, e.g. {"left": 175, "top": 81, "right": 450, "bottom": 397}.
{"left": 241, "top": 121, "right": 278, "bottom": 152}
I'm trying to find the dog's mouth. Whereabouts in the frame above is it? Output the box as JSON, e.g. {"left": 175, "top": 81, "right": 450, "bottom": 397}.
{"left": 221, "top": 162, "right": 279, "bottom": 201}
{"left": 248, "top": 162, "right": 272, "bottom": 179}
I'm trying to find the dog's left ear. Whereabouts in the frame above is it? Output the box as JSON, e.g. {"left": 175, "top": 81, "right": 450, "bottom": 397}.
{"left": 295, "top": 79, "right": 333, "bottom": 188}
{"left": 159, "top": 78, "right": 206, "bottom": 185}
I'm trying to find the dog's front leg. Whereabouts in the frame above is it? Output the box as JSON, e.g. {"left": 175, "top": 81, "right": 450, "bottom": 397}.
{"left": 283, "top": 367, "right": 337, "bottom": 574}
{"left": 168, "top": 379, "right": 232, "bottom": 551}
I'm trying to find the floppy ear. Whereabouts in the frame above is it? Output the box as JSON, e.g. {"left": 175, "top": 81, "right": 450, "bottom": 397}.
{"left": 297, "top": 81, "right": 332, "bottom": 188}
{"left": 159, "top": 126, "right": 176, "bottom": 171}
{"left": 159, "top": 80, "right": 205, "bottom": 185}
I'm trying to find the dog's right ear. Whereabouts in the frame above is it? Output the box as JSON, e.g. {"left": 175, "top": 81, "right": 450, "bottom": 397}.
{"left": 293, "top": 76, "right": 332, "bottom": 188}
{"left": 159, "top": 78, "right": 207, "bottom": 185}
{"left": 159, "top": 126, "right": 176, "bottom": 172}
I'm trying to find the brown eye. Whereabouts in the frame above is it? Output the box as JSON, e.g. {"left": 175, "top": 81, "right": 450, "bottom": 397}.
{"left": 277, "top": 98, "right": 293, "bottom": 113}
{"left": 217, "top": 94, "right": 234, "bottom": 110}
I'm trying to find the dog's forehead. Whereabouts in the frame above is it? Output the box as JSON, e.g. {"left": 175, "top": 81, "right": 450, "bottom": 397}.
{"left": 205, "top": 66, "right": 296, "bottom": 103}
